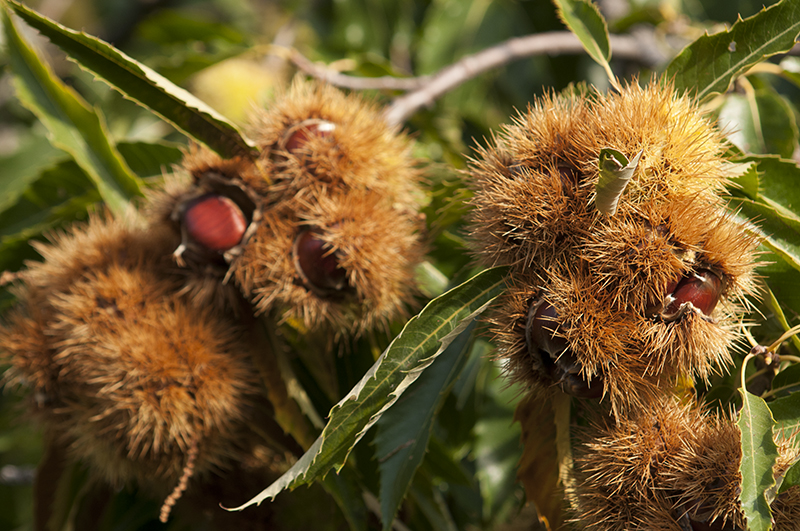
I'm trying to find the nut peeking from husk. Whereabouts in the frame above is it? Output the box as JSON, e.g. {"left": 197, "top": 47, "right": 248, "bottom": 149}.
{"left": 170, "top": 169, "right": 260, "bottom": 266}
{"left": 525, "top": 300, "right": 603, "bottom": 398}
{"left": 0, "top": 216, "right": 293, "bottom": 496}
{"left": 466, "top": 80, "right": 760, "bottom": 415}
{"left": 281, "top": 119, "right": 336, "bottom": 155}
{"left": 182, "top": 194, "right": 248, "bottom": 252}
{"left": 292, "top": 228, "right": 349, "bottom": 296}
{"left": 229, "top": 80, "right": 426, "bottom": 333}
{"left": 661, "top": 269, "right": 725, "bottom": 321}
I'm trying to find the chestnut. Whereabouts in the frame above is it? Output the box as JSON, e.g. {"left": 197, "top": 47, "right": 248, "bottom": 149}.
{"left": 292, "top": 229, "right": 348, "bottom": 295}
{"left": 283, "top": 120, "right": 336, "bottom": 154}
{"left": 525, "top": 301, "right": 603, "bottom": 398}
{"left": 665, "top": 269, "right": 723, "bottom": 316}
{"left": 182, "top": 194, "right": 247, "bottom": 252}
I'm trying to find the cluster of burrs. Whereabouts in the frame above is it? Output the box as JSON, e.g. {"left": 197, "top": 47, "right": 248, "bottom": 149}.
{"left": 0, "top": 80, "right": 425, "bottom": 523}
{"left": 466, "top": 80, "right": 800, "bottom": 530}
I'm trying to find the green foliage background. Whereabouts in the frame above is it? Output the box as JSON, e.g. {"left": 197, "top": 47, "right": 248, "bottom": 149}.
{"left": 1, "top": 0, "right": 800, "bottom": 530}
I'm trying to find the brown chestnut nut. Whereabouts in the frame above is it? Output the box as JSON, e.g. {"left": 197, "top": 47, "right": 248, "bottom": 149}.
{"left": 283, "top": 120, "right": 336, "bottom": 154}
{"left": 665, "top": 269, "right": 723, "bottom": 316}
{"left": 525, "top": 301, "right": 603, "bottom": 398}
{"left": 182, "top": 194, "right": 247, "bottom": 252}
{"left": 292, "top": 229, "right": 348, "bottom": 295}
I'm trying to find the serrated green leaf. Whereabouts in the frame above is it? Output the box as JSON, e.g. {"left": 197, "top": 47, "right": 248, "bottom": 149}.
{"left": 2, "top": 7, "right": 143, "bottom": 216}
{"left": 375, "top": 320, "right": 475, "bottom": 530}
{"left": 728, "top": 160, "right": 759, "bottom": 199}
{"left": 740, "top": 155, "right": 800, "bottom": 218}
{"left": 0, "top": 138, "right": 64, "bottom": 215}
{"left": 665, "top": 0, "right": 800, "bottom": 103}
{"left": 552, "top": 0, "right": 614, "bottom": 84}
{"left": 6, "top": 0, "right": 257, "bottom": 159}
{"left": 116, "top": 141, "right": 184, "bottom": 179}
{"left": 226, "top": 267, "right": 508, "bottom": 511}
{"left": 728, "top": 197, "right": 800, "bottom": 273}
{"left": 595, "top": 148, "right": 642, "bottom": 215}
{"left": 769, "top": 392, "right": 800, "bottom": 446}
{"left": 737, "top": 389, "right": 778, "bottom": 531}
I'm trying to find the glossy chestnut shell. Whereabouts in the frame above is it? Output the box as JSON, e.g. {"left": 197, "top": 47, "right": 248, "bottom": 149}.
{"left": 283, "top": 120, "right": 336, "bottom": 154}
{"left": 182, "top": 194, "right": 248, "bottom": 252}
{"left": 525, "top": 301, "right": 603, "bottom": 398}
{"left": 665, "top": 269, "right": 724, "bottom": 316}
{"left": 292, "top": 229, "right": 348, "bottom": 295}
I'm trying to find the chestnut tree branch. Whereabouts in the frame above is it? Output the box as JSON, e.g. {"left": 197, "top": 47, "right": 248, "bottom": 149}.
{"left": 281, "top": 30, "right": 667, "bottom": 125}
{"left": 383, "top": 31, "right": 664, "bottom": 126}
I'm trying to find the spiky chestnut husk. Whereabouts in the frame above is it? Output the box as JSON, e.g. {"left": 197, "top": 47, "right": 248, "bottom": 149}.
{"left": 234, "top": 188, "right": 426, "bottom": 333}
{"left": 0, "top": 215, "right": 289, "bottom": 489}
{"left": 247, "top": 78, "right": 423, "bottom": 212}
{"left": 572, "top": 396, "right": 800, "bottom": 531}
{"left": 572, "top": 397, "right": 746, "bottom": 531}
{"left": 467, "top": 80, "right": 760, "bottom": 413}
{"left": 773, "top": 486, "right": 800, "bottom": 531}
{"left": 144, "top": 149, "right": 263, "bottom": 314}
{"left": 148, "top": 81, "right": 426, "bottom": 333}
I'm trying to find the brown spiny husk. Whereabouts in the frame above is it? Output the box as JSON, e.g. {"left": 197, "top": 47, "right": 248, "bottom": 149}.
{"left": 0, "top": 215, "right": 288, "bottom": 489}
{"left": 235, "top": 188, "right": 425, "bottom": 332}
{"left": 248, "top": 78, "right": 422, "bottom": 211}
{"left": 233, "top": 78, "right": 425, "bottom": 333}
{"left": 773, "top": 485, "right": 800, "bottom": 531}
{"left": 572, "top": 396, "right": 746, "bottom": 531}
{"left": 467, "top": 80, "right": 760, "bottom": 414}
{"left": 145, "top": 79, "right": 426, "bottom": 334}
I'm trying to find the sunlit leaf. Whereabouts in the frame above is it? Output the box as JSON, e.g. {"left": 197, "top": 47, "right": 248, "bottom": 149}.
{"left": 7, "top": 0, "right": 257, "bottom": 159}
{"left": 757, "top": 90, "right": 798, "bottom": 158}
{"left": 2, "top": 7, "right": 143, "bottom": 216}
{"left": 728, "top": 197, "right": 800, "bottom": 273}
{"left": 552, "top": 0, "right": 615, "bottom": 84}
{"left": 227, "top": 267, "right": 508, "bottom": 511}
{"left": 739, "top": 155, "right": 800, "bottom": 218}
{"left": 769, "top": 391, "right": 800, "bottom": 446}
{"left": 718, "top": 94, "right": 759, "bottom": 154}
{"left": 737, "top": 388, "right": 778, "bottom": 531}
{"left": 665, "top": 0, "right": 800, "bottom": 102}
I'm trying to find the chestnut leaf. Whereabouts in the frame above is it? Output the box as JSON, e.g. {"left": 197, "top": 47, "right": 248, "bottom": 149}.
{"left": 226, "top": 266, "right": 508, "bottom": 512}
{"left": 737, "top": 388, "right": 778, "bottom": 531}
{"left": 6, "top": 0, "right": 257, "bottom": 160}
{"left": 2, "top": 7, "right": 143, "bottom": 217}
{"left": 665, "top": 0, "right": 800, "bottom": 103}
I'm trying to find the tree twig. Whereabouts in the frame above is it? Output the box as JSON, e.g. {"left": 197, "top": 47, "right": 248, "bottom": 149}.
{"left": 284, "top": 30, "right": 663, "bottom": 116}
{"left": 287, "top": 48, "right": 428, "bottom": 91}
{"left": 383, "top": 31, "right": 664, "bottom": 126}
